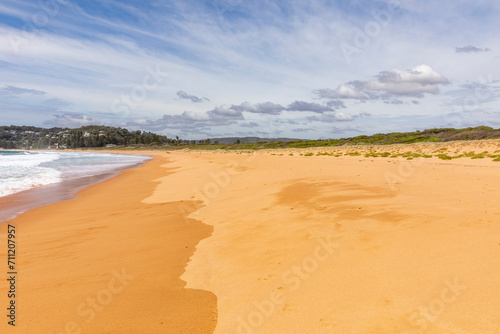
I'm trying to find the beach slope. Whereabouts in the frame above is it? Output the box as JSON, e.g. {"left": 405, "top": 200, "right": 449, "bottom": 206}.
{"left": 0, "top": 153, "right": 217, "bottom": 333}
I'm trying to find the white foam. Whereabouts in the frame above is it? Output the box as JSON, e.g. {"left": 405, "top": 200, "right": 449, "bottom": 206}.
{"left": 0, "top": 151, "right": 149, "bottom": 198}
{"left": 0, "top": 152, "right": 62, "bottom": 197}
{"left": 0, "top": 167, "right": 61, "bottom": 197}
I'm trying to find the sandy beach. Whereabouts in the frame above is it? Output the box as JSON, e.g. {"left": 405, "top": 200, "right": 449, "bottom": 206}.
{"left": 0, "top": 152, "right": 217, "bottom": 333}
{"left": 1, "top": 141, "right": 500, "bottom": 333}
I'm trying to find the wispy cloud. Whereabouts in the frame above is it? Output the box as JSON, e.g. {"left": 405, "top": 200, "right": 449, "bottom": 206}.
{"left": 308, "top": 112, "right": 356, "bottom": 122}
{"left": 0, "top": 85, "right": 46, "bottom": 98}
{"left": 239, "top": 121, "right": 259, "bottom": 128}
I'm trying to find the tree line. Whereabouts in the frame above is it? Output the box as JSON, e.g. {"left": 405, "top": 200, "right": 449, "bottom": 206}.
{"left": 0, "top": 125, "right": 176, "bottom": 149}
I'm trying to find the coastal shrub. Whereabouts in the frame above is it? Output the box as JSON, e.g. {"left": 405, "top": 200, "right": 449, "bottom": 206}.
{"left": 304, "top": 152, "right": 314, "bottom": 156}
{"left": 437, "top": 154, "right": 453, "bottom": 160}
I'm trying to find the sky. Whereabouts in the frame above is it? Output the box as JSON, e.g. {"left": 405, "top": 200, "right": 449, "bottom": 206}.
{"left": 0, "top": 0, "right": 499, "bottom": 140}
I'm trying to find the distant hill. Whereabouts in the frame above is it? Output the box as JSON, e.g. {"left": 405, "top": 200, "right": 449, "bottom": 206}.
{"left": 209, "top": 137, "right": 301, "bottom": 144}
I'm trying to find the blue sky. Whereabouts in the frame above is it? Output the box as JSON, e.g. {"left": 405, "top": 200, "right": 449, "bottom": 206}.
{"left": 0, "top": 0, "right": 499, "bottom": 139}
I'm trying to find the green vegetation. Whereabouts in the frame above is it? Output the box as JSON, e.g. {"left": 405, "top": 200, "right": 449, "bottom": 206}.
{"left": 0, "top": 125, "right": 172, "bottom": 149}
{"left": 185, "top": 126, "right": 500, "bottom": 151}
{"left": 2, "top": 125, "right": 500, "bottom": 154}
{"left": 436, "top": 154, "right": 454, "bottom": 160}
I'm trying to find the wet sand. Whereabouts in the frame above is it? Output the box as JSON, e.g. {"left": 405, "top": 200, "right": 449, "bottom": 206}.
{"left": 0, "top": 152, "right": 217, "bottom": 333}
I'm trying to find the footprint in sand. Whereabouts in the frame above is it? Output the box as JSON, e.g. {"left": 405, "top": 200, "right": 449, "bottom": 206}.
{"left": 282, "top": 303, "right": 298, "bottom": 312}
{"left": 257, "top": 274, "right": 274, "bottom": 281}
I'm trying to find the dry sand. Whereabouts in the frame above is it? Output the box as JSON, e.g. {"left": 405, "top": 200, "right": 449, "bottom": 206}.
{"left": 1, "top": 141, "right": 500, "bottom": 333}
{"left": 147, "top": 141, "right": 500, "bottom": 334}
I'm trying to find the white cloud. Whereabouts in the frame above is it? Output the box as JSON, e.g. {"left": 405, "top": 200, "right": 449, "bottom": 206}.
{"left": 315, "top": 85, "right": 367, "bottom": 99}
{"left": 376, "top": 64, "right": 449, "bottom": 85}
{"left": 316, "top": 64, "right": 450, "bottom": 100}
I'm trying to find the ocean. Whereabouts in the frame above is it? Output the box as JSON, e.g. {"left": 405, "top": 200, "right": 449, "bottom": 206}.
{"left": 0, "top": 151, "right": 151, "bottom": 220}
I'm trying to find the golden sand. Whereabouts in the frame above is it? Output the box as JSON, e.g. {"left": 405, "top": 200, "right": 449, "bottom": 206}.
{"left": 0, "top": 152, "right": 216, "bottom": 333}
{"left": 1, "top": 141, "right": 500, "bottom": 333}
{"left": 148, "top": 141, "right": 500, "bottom": 334}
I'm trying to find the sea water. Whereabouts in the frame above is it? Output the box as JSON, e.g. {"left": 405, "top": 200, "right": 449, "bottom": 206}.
{"left": 0, "top": 151, "right": 150, "bottom": 197}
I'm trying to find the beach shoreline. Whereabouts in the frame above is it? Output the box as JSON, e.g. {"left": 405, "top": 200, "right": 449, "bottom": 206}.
{"left": 0, "top": 151, "right": 217, "bottom": 333}
{"left": 0, "top": 150, "right": 152, "bottom": 222}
